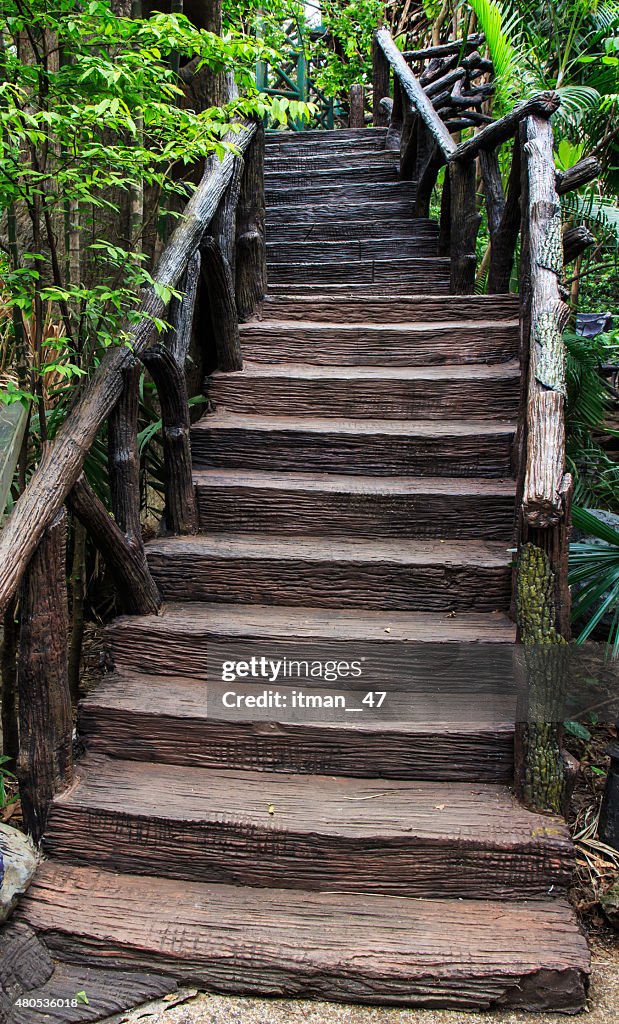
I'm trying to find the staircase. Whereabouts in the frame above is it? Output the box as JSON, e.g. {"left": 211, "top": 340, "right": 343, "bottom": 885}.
{"left": 19, "top": 127, "right": 589, "bottom": 1012}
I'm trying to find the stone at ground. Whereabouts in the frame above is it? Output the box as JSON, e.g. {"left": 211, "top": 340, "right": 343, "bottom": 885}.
{"left": 0, "top": 824, "right": 38, "bottom": 921}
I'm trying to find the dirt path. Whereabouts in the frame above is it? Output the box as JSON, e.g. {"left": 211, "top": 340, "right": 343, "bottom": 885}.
{"left": 106, "top": 941, "right": 618, "bottom": 1024}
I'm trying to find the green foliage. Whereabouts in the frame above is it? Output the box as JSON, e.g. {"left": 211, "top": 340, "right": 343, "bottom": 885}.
{"left": 569, "top": 505, "right": 619, "bottom": 657}
{"left": 0, "top": 754, "right": 17, "bottom": 809}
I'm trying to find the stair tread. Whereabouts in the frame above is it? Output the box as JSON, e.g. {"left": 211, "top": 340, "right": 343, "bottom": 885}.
{"left": 146, "top": 533, "right": 512, "bottom": 567}
{"left": 82, "top": 671, "right": 516, "bottom": 731}
{"left": 109, "top": 601, "right": 516, "bottom": 644}
{"left": 193, "top": 411, "right": 516, "bottom": 436}
{"left": 192, "top": 468, "right": 516, "bottom": 495}
{"left": 241, "top": 319, "right": 517, "bottom": 334}
{"left": 54, "top": 754, "right": 566, "bottom": 846}
{"left": 211, "top": 360, "right": 520, "bottom": 381}
{"left": 20, "top": 862, "right": 589, "bottom": 1011}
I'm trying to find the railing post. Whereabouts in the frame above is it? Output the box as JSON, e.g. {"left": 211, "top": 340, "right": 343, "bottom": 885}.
{"left": 448, "top": 159, "right": 480, "bottom": 293}
{"left": 349, "top": 83, "right": 365, "bottom": 128}
{"left": 372, "top": 34, "right": 390, "bottom": 127}
{"left": 235, "top": 120, "right": 266, "bottom": 322}
{"left": 17, "top": 509, "right": 73, "bottom": 842}
{"left": 140, "top": 345, "right": 198, "bottom": 536}
{"left": 513, "top": 114, "right": 572, "bottom": 815}
{"left": 385, "top": 79, "right": 402, "bottom": 151}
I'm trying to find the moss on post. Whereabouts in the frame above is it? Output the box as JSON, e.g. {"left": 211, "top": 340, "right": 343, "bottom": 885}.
{"left": 515, "top": 543, "right": 567, "bottom": 814}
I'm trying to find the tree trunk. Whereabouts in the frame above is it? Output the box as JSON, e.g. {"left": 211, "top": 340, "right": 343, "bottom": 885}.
{"left": 17, "top": 509, "right": 73, "bottom": 841}
{"left": 235, "top": 121, "right": 266, "bottom": 322}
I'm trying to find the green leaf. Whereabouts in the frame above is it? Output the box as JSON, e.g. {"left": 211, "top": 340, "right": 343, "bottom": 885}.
{"left": 564, "top": 720, "right": 591, "bottom": 741}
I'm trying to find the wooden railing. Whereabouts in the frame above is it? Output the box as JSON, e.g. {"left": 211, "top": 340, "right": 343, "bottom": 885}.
{"left": 0, "top": 119, "right": 266, "bottom": 840}
{"left": 372, "top": 27, "right": 600, "bottom": 813}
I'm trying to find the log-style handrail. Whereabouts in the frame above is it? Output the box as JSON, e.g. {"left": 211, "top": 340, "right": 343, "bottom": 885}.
{"left": 374, "top": 28, "right": 456, "bottom": 159}
{"left": 521, "top": 114, "right": 570, "bottom": 529}
{"left": 0, "top": 122, "right": 257, "bottom": 618}
{"left": 2, "top": 118, "right": 267, "bottom": 838}
{"left": 449, "top": 91, "right": 561, "bottom": 162}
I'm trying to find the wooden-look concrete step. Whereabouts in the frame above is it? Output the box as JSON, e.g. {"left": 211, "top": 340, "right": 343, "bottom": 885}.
{"left": 106, "top": 602, "right": 516, "bottom": 680}
{"left": 259, "top": 291, "right": 518, "bottom": 323}
{"left": 265, "top": 165, "right": 399, "bottom": 189}
{"left": 266, "top": 237, "right": 438, "bottom": 262}
{"left": 20, "top": 863, "right": 590, "bottom": 1011}
{"left": 206, "top": 362, "right": 520, "bottom": 421}
{"left": 266, "top": 181, "right": 417, "bottom": 206}
{"left": 267, "top": 257, "right": 449, "bottom": 289}
{"left": 191, "top": 412, "right": 515, "bottom": 478}
{"left": 267, "top": 199, "right": 419, "bottom": 223}
{"left": 43, "top": 756, "right": 573, "bottom": 899}
{"left": 79, "top": 671, "right": 515, "bottom": 782}
{"left": 240, "top": 318, "right": 517, "bottom": 364}
{"left": 267, "top": 217, "right": 438, "bottom": 242}
{"left": 265, "top": 149, "right": 398, "bottom": 172}
{"left": 265, "top": 126, "right": 387, "bottom": 147}
{"left": 145, "top": 533, "right": 512, "bottom": 611}
{"left": 193, "top": 469, "right": 516, "bottom": 540}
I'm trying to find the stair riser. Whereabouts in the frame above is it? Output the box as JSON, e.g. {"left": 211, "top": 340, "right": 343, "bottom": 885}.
{"left": 259, "top": 294, "right": 519, "bottom": 323}
{"left": 267, "top": 259, "right": 450, "bottom": 289}
{"left": 267, "top": 219, "right": 438, "bottom": 242}
{"left": 266, "top": 238, "right": 438, "bottom": 262}
{"left": 79, "top": 710, "right": 514, "bottom": 783}
{"left": 265, "top": 151, "right": 397, "bottom": 172}
{"left": 206, "top": 374, "right": 519, "bottom": 421}
{"left": 192, "top": 420, "right": 516, "bottom": 476}
{"left": 267, "top": 200, "right": 418, "bottom": 223}
{"left": 265, "top": 166, "right": 398, "bottom": 188}
{"left": 240, "top": 324, "right": 518, "bottom": 366}
{"left": 146, "top": 550, "right": 511, "bottom": 612}
{"left": 191, "top": 425, "right": 514, "bottom": 478}
{"left": 43, "top": 805, "right": 572, "bottom": 900}
{"left": 265, "top": 127, "right": 386, "bottom": 146}
{"left": 266, "top": 183, "right": 416, "bottom": 205}
{"left": 195, "top": 483, "right": 515, "bottom": 540}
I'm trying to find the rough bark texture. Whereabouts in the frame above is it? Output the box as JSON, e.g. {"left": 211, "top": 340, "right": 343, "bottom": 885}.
{"left": 17, "top": 510, "right": 73, "bottom": 842}
{"left": 1, "top": 596, "right": 19, "bottom": 766}
{"left": 375, "top": 28, "right": 456, "bottom": 157}
{"left": 449, "top": 159, "right": 480, "bottom": 293}
{"left": 563, "top": 224, "right": 595, "bottom": 265}
{"left": 235, "top": 121, "right": 266, "bottom": 322}
{"left": 514, "top": 544, "right": 567, "bottom": 813}
{"left": 488, "top": 141, "right": 522, "bottom": 294}
{"left": 555, "top": 155, "right": 600, "bottom": 195}
{"left": 349, "top": 83, "right": 365, "bottom": 128}
{"left": 166, "top": 249, "right": 201, "bottom": 368}
{"left": 108, "top": 359, "right": 141, "bottom": 543}
{"left": 451, "top": 91, "right": 561, "bottom": 163}
{"left": 67, "top": 474, "right": 162, "bottom": 615}
{"left": 201, "top": 236, "right": 242, "bottom": 371}
{"left": 385, "top": 79, "right": 403, "bottom": 151}
{"left": 372, "top": 35, "right": 390, "bottom": 127}
{"left": 140, "top": 345, "right": 198, "bottom": 535}
{"left": 521, "top": 116, "right": 568, "bottom": 528}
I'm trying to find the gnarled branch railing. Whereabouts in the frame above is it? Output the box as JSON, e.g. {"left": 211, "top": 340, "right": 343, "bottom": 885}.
{"left": 372, "top": 26, "right": 601, "bottom": 814}
{"left": 0, "top": 119, "right": 266, "bottom": 837}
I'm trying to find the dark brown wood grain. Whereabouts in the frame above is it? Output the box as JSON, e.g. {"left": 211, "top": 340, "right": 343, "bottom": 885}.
{"left": 191, "top": 411, "right": 515, "bottom": 479}
{"left": 140, "top": 345, "right": 198, "bottom": 535}
{"left": 236, "top": 120, "right": 266, "bottom": 321}
{"left": 193, "top": 468, "right": 516, "bottom": 540}
{"left": 43, "top": 755, "right": 572, "bottom": 898}
{"left": 258, "top": 292, "right": 519, "bottom": 322}
{"left": 67, "top": 474, "right": 161, "bottom": 614}
{"left": 239, "top": 318, "right": 518, "bottom": 365}
{"left": 20, "top": 863, "right": 589, "bottom": 1010}
{"left": 17, "top": 510, "right": 73, "bottom": 841}
{"left": 200, "top": 236, "right": 242, "bottom": 371}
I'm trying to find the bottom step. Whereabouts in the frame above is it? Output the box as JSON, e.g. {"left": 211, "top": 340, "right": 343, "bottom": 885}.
{"left": 20, "top": 863, "right": 589, "bottom": 1012}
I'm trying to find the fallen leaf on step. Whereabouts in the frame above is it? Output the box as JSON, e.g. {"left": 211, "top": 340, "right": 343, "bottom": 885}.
{"left": 384, "top": 627, "right": 391, "bottom": 633}
{"left": 268, "top": 803, "right": 276, "bottom": 815}
{"left": 435, "top": 804, "right": 446, "bottom": 811}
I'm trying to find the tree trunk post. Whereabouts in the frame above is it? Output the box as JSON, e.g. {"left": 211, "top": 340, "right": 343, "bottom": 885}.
{"left": 448, "top": 159, "right": 480, "bottom": 293}
{"left": 201, "top": 236, "right": 242, "bottom": 371}
{"left": 140, "top": 344, "right": 198, "bottom": 536}
{"left": 349, "top": 83, "right": 365, "bottom": 128}
{"left": 17, "top": 509, "right": 73, "bottom": 842}
{"left": 372, "top": 34, "right": 390, "bottom": 127}
{"left": 235, "top": 120, "right": 266, "bottom": 322}
{"left": 108, "top": 358, "right": 142, "bottom": 544}
{"left": 385, "top": 79, "right": 402, "bottom": 151}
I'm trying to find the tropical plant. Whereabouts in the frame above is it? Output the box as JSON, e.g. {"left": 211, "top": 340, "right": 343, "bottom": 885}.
{"left": 569, "top": 505, "right": 619, "bottom": 657}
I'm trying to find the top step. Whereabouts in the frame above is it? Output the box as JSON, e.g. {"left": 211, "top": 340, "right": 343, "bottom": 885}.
{"left": 266, "top": 128, "right": 388, "bottom": 147}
